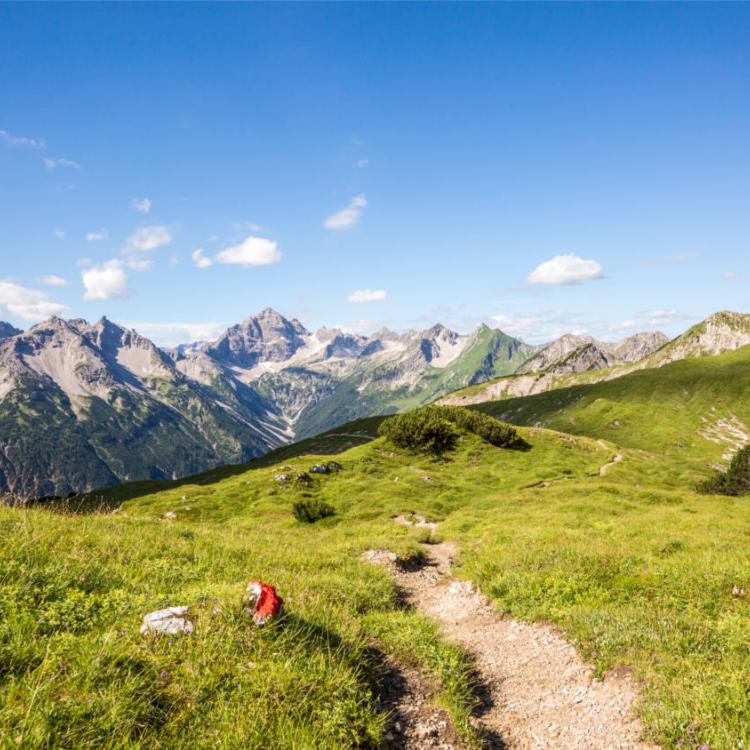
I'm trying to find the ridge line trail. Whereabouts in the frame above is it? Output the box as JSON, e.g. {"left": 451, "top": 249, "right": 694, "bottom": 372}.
{"left": 372, "top": 520, "right": 657, "bottom": 750}
{"left": 596, "top": 440, "right": 623, "bottom": 476}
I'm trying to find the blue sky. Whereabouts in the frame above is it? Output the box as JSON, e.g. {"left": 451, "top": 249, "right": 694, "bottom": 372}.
{"left": 1, "top": 3, "right": 748, "bottom": 345}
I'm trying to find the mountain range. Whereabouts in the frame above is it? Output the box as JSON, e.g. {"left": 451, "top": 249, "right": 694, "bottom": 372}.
{"left": 2, "top": 306, "right": 746, "bottom": 498}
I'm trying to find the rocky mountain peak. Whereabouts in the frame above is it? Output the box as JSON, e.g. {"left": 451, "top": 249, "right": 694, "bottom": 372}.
{"left": 610, "top": 331, "right": 669, "bottom": 360}
{"left": 0, "top": 321, "right": 22, "bottom": 340}
{"left": 517, "top": 333, "right": 594, "bottom": 374}
{"left": 656, "top": 312, "right": 750, "bottom": 363}
{"left": 209, "top": 308, "right": 310, "bottom": 368}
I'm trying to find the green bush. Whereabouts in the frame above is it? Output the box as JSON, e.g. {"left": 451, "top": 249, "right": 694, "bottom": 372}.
{"left": 292, "top": 497, "right": 336, "bottom": 523}
{"left": 378, "top": 409, "right": 459, "bottom": 455}
{"left": 435, "top": 405, "right": 524, "bottom": 448}
{"left": 698, "top": 445, "right": 750, "bottom": 496}
{"left": 378, "top": 405, "right": 523, "bottom": 455}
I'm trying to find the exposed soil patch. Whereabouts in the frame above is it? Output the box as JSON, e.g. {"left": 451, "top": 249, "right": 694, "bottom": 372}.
{"left": 393, "top": 513, "right": 439, "bottom": 531}
{"left": 368, "top": 537, "right": 657, "bottom": 750}
{"left": 377, "top": 655, "right": 462, "bottom": 750}
{"left": 699, "top": 410, "right": 750, "bottom": 460}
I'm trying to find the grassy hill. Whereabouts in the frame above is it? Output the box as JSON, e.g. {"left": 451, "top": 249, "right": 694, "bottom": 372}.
{"left": 441, "top": 311, "right": 750, "bottom": 413}
{"left": 3, "top": 346, "right": 750, "bottom": 748}
{"left": 475, "top": 343, "right": 750, "bottom": 485}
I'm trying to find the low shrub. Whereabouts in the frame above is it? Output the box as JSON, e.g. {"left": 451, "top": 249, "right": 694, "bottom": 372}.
{"left": 436, "top": 405, "right": 524, "bottom": 449}
{"left": 378, "top": 409, "right": 459, "bottom": 455}
{"left": 292, "top": 497, "right": 336, "bottom": 523}
{"left": 378, "top": 405, "right": 523, "bottom": 454}
{"left": 698, "top": 445, "right": 750, "bottom": 496}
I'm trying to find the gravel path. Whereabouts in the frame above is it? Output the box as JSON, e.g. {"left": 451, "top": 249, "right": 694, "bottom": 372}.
{"left": 368, "top": 532, "right": 657, "bottom": 750}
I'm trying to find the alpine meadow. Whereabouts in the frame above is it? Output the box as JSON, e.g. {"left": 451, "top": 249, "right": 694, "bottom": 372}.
{"left": 1, "top": 4, "right": 749, "bottom": 750}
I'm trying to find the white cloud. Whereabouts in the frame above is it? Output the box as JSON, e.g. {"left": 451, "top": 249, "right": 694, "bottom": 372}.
{"left": 214, "top": 236, "right": 282, "bottom": 267}
{"left": 724, "top": 272, "right": 744, "bottom": 281}
{"left": 347, "top": 288, "right": 387, "bottom": 303}
{"left": 643, "top": 308, "right": 678, "bottom": 321}
{"left": 125, "top": 321, "right": 225, "bottom": 347}
{"left": 0, "top": 129, "right": 46, "bottom": 149}
{"left": 339, "top": 319, "right": 381, "bottom": 335}
{"left": 490, "top": 311, "right": 592, "bottom": 343}
{"left": 0, "top": 280, "right": 67, "bottom": 321}
{"left": 125, "top": 225, "right": 173, "bottom": 253}
{"left": 131, "top": 197, "right": 152, "bottom": 214}
{"left": 608, "top": 319, "right": 638, "bottom": 334}
{"left": 192, "top": 249, "right": 213, "bottom": 269}
{"left": 53, "top": 228, "right": 65, "bottom": 240}
{"left": 527, "top": 254, "right": 605, "bottom": 285}
{"left": 81, "top": 260, "right": 131, "bottom": 301}
{"left": 356, "top": 159, "right": 369, "bottom": 169}
{"left": 43, "top": 157, "right": 80, "bottom": 170}
{"left": 125, "top": 257, "right": 154, "bottom": 271}
{"left": 85, "top": 230, "right": 108, "bottom": 242}
{"left": 324, "top": 194, "right": 367, "bottom": 230}
{"left": 39, "top": 275, "right": 69, "bottom": 288}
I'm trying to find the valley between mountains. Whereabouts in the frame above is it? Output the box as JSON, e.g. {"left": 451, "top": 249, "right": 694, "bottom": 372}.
{"left": 0, "top": 307, "right": 678, "bottom": 497}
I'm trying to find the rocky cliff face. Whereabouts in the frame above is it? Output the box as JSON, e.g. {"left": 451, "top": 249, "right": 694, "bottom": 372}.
{"left": 207, "top": 307, "right": 309, "bottom": 369}
{"left": 0, "top": 322, "right": 22, "bottom": 340}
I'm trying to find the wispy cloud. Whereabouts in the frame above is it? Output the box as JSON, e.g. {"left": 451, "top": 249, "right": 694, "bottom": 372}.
{"left": 324, "top": 195, "right": 367, "bottom": 230}
{"left": 53, "top": 228, "right": 65, "bottom": 240}
{"left": 131, "top": 197, "right": 152, "bottom": 214}
{"left": 81, "top": 260, "right": 131, "bottom": 301}
{"left": 356, "top": 159, "right": 369, "bottom": 169}
{"left": 38, "top": 275, "right": 69, "bottom": 288}
{"left": 125, "top": 226, "right": 173, "bottom": 253}
{"left": 491, "top": 311, "right": 592, "bottom": 343}
{"left": 0, "top": 279, "right": 66, "bottom": 321}
{"left": 192, "top": 249, "right": 213, "bottom": 269}
{"left": 527, "top": 254, "right": 605, "bottom": 285}
{"left": 0, "top": 129, "right": 46, "bottom": 149}
{"left": 43, "top": 157, "right": 81, "bottom": 171}
{"left": 125, "top": 321, "right": 226, "bottom": 347}
{"left": 122, "top": 226, "right": 173, "bottom": 269}
{"left": 194, "top": 236, "right": 282, "bottom": 268}
{"left": 347, "top": 288, "right": 387, "bottom": 303}
{"left": 724, "top": 271, "right": 744, "bottom": 281}
{"left": 85, "top": 230, "right": 108, "bottom": 242}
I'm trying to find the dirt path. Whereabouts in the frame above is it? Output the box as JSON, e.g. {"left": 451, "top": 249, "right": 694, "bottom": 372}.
{"left": 368, "top": 537, "right": 656, "bottom": 749}
{"left": 599, "top": 453, "right": 622, "bottom": 476}
{"left": 378, "top": 654, "right": 462, "bottom": 749}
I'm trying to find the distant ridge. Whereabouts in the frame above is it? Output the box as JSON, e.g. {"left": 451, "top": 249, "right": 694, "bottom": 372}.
{"left": 8, "top": 306, "right": 740, "bottom": 497}
{"left": 441, "top": 311, "right": 750, "bottom": 408}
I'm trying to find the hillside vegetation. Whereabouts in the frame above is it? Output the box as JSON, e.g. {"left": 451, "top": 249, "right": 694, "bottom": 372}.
{"left": 2, "top": 345, "right": 750, "bottom": 747}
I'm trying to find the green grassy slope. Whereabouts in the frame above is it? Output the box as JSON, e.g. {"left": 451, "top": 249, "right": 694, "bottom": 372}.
{"left": 442, "top": 311, "right": 750, "bottom": 409}
{"left": 5, "top": 348, "right": 750, "bottom": 748}
{"left": 475, "top": 344, "right": 750, "bottom": 485}
{"left": 0, "top": 426, "right": 606, "bottom": 748}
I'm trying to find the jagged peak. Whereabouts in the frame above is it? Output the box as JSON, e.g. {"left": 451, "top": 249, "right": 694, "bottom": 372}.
{"left": 701, "top": 310, "right": 750, "bottom": 329}
{"left": 422, "top": 322, "right": 458, "bottom": 340}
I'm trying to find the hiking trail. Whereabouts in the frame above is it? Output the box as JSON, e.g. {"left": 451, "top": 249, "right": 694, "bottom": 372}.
{"left": 366, "top": 518, "right": 657, "bottom": 750}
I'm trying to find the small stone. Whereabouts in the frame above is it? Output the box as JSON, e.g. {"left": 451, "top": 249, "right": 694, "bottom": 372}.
{"left": 140, "top": 606, "right": 194, "bottom": 635}
{"left": 163, "top": 511, "right": 176, "bottom": 520}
